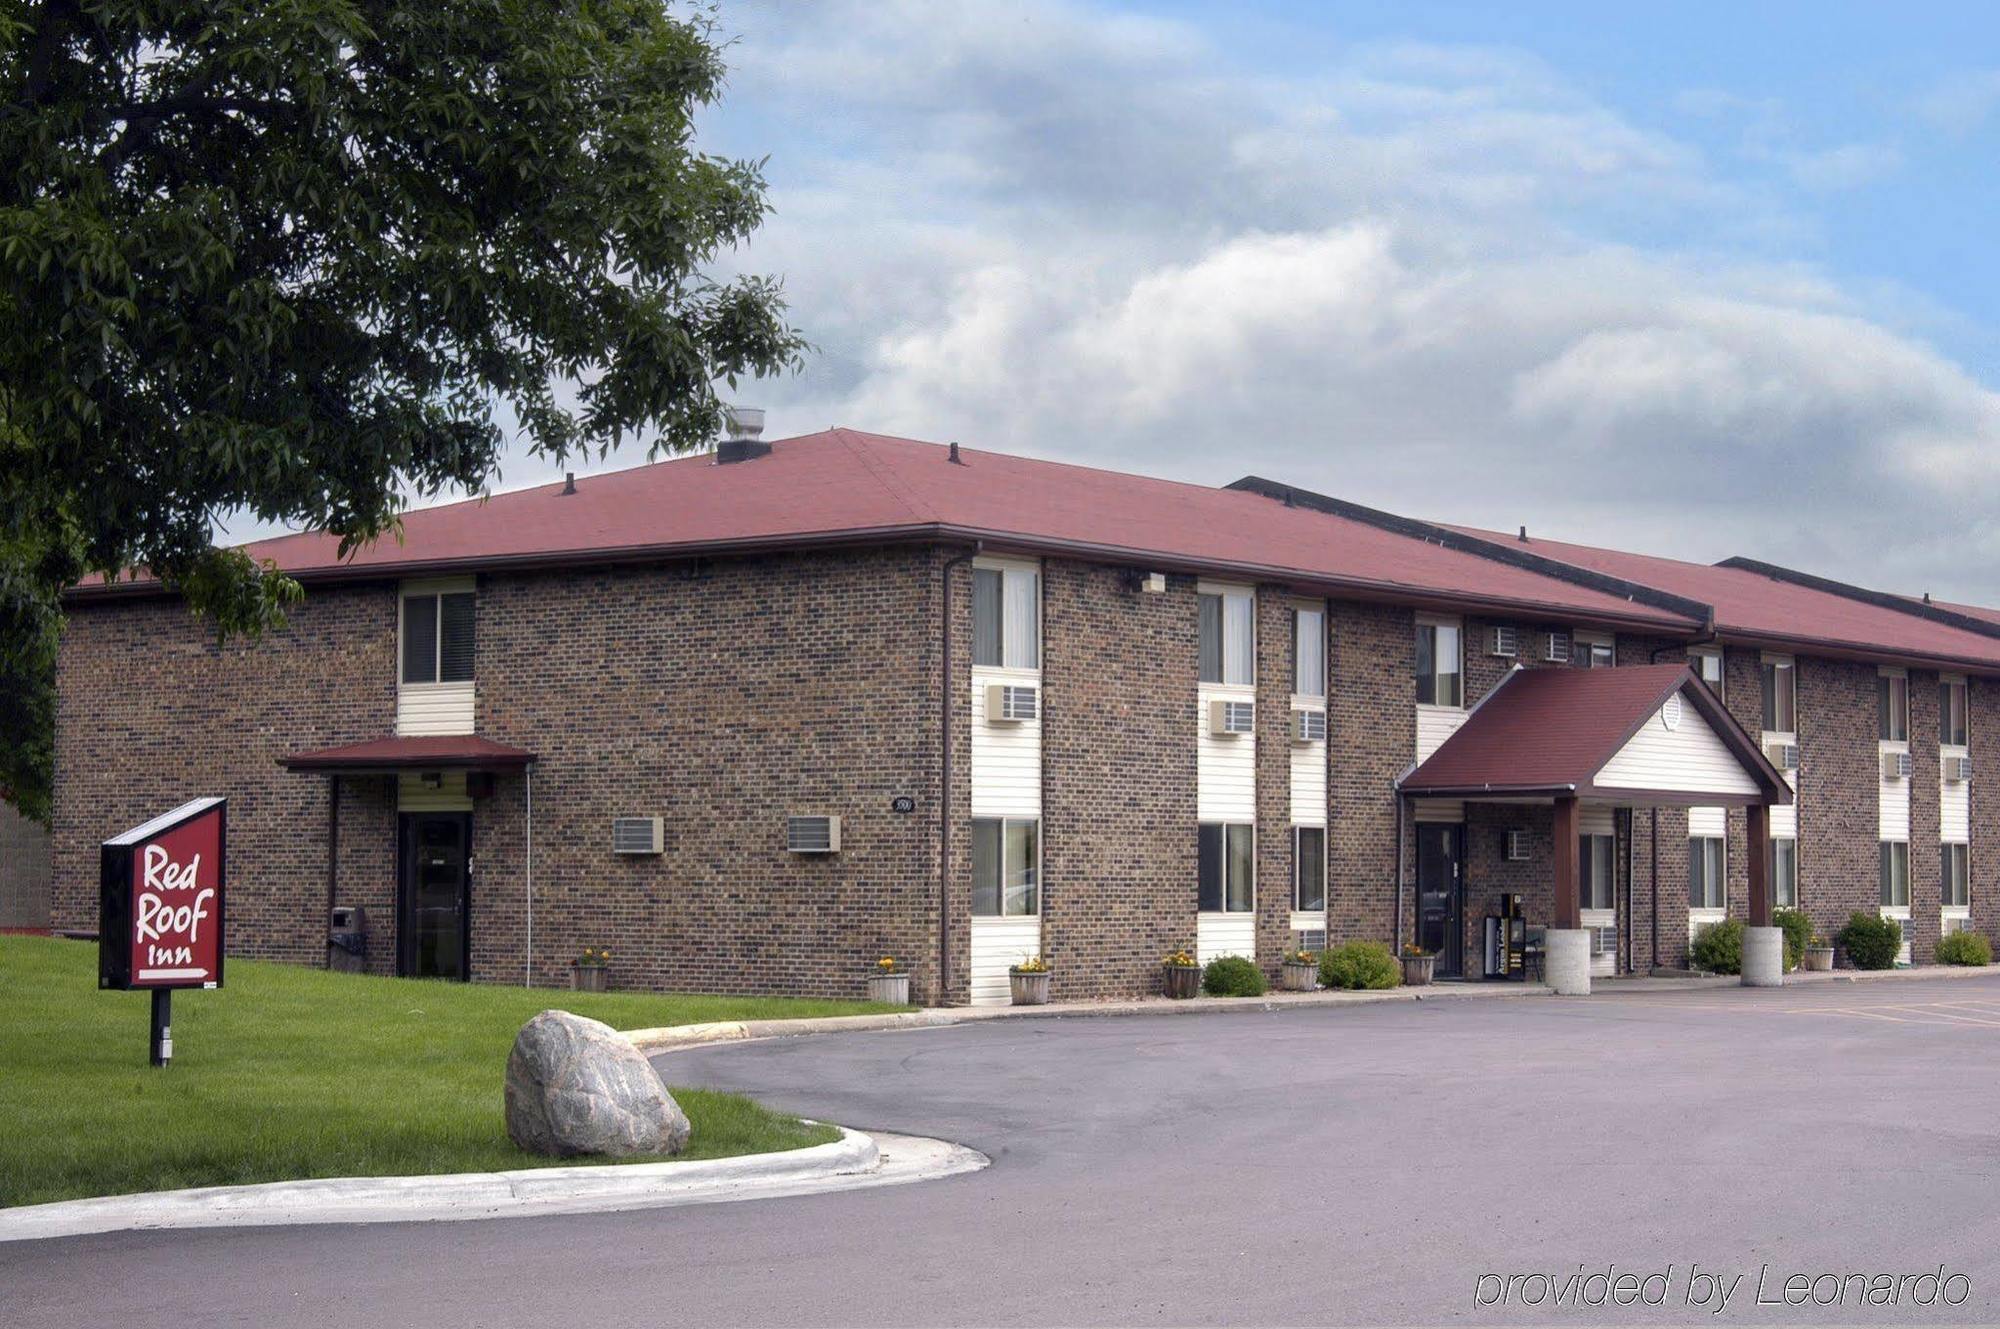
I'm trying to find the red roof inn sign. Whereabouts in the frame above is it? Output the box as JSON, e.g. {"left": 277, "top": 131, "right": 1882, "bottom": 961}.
{"left": 100, "top": 798, "right": 226, "bottom": 1065}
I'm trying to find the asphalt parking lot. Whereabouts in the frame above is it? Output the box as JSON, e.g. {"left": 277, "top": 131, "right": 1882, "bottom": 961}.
{"left": 8, "top": 975, "right": 2000, "bottom": 1327}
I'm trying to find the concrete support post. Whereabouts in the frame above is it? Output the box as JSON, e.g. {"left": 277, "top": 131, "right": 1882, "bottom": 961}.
{"left": 1548, "top": 795, "right": 1590, "bottom": 994}
{"left": 1742, "top": 800, "right": 1782, "bottom": 986}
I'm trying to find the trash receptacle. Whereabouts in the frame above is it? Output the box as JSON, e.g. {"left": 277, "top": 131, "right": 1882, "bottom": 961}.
{"left": 329, "top": 905, "right": 368, "bottom": 973}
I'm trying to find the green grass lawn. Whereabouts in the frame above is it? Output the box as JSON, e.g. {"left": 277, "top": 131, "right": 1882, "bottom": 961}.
{"left": 0, "top": 935, "right": 907, "bottom": 1208}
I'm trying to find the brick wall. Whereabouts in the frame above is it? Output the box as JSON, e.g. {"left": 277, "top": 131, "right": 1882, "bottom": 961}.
{"left": 1327, "top": 600, "right": 1413, "bottom": 948}
{"left": 1255, "top": 589, "right": 1295, "bottom": 976}
{"left": 1972, "top": 678, "right": 2000, "bottom": 954}
{"left": 1797, "top": 658, "right": 1880, "bottom": 954}
{"left": 1041, "top": 563, "right": 1197, "bottom": 999}
{"left": 0, "top": 800, "right": 51, "bottom": 930}
{"left": 1908, "top": 671, "right": 1943, "bottom": 964}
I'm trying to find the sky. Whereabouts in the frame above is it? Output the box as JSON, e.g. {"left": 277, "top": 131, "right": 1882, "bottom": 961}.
{"left": 343, "top": 2, "right": 2000, "bottom": 602}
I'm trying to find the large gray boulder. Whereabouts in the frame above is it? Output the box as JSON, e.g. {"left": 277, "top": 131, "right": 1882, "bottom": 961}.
{"left": 505, "top": 1010, "right": 691, "bottom": 1158}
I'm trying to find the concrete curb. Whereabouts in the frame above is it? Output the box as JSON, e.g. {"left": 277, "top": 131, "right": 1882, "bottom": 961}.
{"left": 0, "top": 1126, "right": 988, "bottom": 1243}
{"left": 627, "top": 981, "right": 1556, "bottom": 1052}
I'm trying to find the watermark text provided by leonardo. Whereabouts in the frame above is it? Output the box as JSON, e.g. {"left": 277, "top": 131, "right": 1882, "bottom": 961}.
{"left": 1474, "top": 1264, "right": 1970, "bottom": 1314}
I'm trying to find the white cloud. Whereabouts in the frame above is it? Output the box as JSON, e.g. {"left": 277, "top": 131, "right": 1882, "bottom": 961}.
{"left": 1915, "top": 69, "right": 2000, "bottom": 135}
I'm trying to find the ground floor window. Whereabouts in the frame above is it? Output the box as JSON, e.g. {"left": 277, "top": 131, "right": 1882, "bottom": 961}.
{"left": 1772, "top": 837, "right": 1798, "bottom": 908}
{"left": 1581, "top": 833, "right": 1615, "bottom": 910}
{"left": 1294, "top": 826, "right": 1325, "bottom": 912}
{"left": 1879, "top": 840, "right": 1910, "bottom": 908}
{"left": 972, "top": 818, "right": 1039, "bottom": 916}
{"left": 1944, "top": 842, "right": 1970, "bottom": 909}
{"left": 1199, "top": 823, "right": 1255, "bottom": 912}
{"left": 1689, "top": 836, "right": 1725, "bottom": 910}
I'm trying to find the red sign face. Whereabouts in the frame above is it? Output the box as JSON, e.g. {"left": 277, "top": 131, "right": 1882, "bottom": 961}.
{"left": 127, "top": 805, "right": 224, "bottom": 988}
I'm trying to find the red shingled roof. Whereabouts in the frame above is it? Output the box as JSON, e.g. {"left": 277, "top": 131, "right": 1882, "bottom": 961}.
{"left": 1401, "top": 664, "right": 1788, "bottom": 802}
{"left": 1450, "top": 526, "right": 2000, "bottom": 672}
{"left": 84, "top": 430, "right": 1698, "bottom": 631}
{"left": 279, "top": 735, "right": 536, "bottom": 772}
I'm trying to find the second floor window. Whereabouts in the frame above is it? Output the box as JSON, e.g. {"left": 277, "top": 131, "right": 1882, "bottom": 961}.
{"left": 1294, "top": 607, "right": 1326, "bottom": 698}
{"left": 1944, "top": 842, "right": 1970, "bottom": 909}
{"left": 1879, "top": 840, "right": 1910, "bottom": 908}
{"left": 1581, "top": 833, "right": 1615, "bottom": 910}
{"left": 1760, "top": 658, "right": 1796, "bottom": 733}
{"left": 1573, "top": 637, "right": 1615, "bottom": 669}
{"left": 1691, "top": 649, "right": 1724, "bottom": 699}
{"left": 1690, "top": 836, "right": 1725, "bottom": 910}
{"left": 1294, "top": 826, "right": 1325, "bottom": 912}
{"left": 1198, "top": 823, "right": 1255, "bottom": 912}
{"left": 402, "top": 591, "right": 475, "bottom": 685}
{"left": 1878, "top": 673, "right": 1909, "bottom": 743}
{"left": 1198, "top": 589, "right": 1254, "bottom": 685}
{"left": 1942, "top": 679, "right": 1969, "bottom": 747}
{"left": 1415, "top": 622, "right": 1462, "bottom": 707}
{"left": 972, "top": 567, "right": 1039, "bottom": 669}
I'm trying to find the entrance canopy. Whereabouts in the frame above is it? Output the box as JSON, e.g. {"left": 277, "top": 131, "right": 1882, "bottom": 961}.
{"left": 1399, "top": 663, "right": 1790, "bottom": 808}
{"left": 278, "top": 734, "right": 537, "bottom": 775}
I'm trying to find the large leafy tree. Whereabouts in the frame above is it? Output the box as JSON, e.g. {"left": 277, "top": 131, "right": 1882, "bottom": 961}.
{"left": 0, "top": 0, "right": 804, "bottom": 820}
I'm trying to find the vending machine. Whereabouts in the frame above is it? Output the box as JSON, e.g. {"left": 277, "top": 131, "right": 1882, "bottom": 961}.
{"left": 1484, "top": 893, "right": 1526, "bottom": 980}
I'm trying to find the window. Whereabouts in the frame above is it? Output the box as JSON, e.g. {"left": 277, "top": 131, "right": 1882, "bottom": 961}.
{"left": 1198, "top": 823, "right": 1255, "bottom": 912}
{"left": 1581, "top": 834, "right": 1615, "bottom": 910}
{"left": 1879, "top": 840, "right": 1910, "bottom": 908}
{"left": 1415, "top": 621, "right": 1463, "bottom": 707}
{"left": 971, "top": 818, "right": 1039, "bottom": 916}
{"left": 1198, "top": 589, "right": 1254, "bottom": 685}
{"left": 1942, "top": 679, "right": 1969, "bottom": 747}
{"left": 1943, "top": 842, "right": 1970, "bottom": 910}
{"left": 1760, "top": 657, "right": 1796, "bottom": 733}
{"left": 1878, "top": 673, "right": 1909, "bottom": 743}
{"left": 1772, "top": 838, "right": 1798, "bottom": 908}
{"left": 972, "top": 566, "right": 1040, "bottom": 669}
{"left": 1689, "top": 836, "right": 1725, "bottom": 910}
{"left": 1573, "top": 636, "right": 1615, "bottom": 669}
{"left": 1690, "top": 648, "right": 1724, "bottom": 699}
{"left": 401, "top": 591, "right": 475, "bottom": 684}
{"left": 1293, "top": 607, "right": 1326, "bottom": 698}
{"left": 1293, "top": 827, "right": 1326, "bottom": 912}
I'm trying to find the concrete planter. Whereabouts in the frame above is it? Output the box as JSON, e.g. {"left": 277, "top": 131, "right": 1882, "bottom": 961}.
{"left": 866, "top": 973, "right": 910, "bottom": 1005}
{"left": 1280, "top": 960, "right": 1318, "bottom": 992}
{"left": 1805, "top": 946, "right": 1835, "bottom": 972}
{"left": 1008, "top": 970, "right": 1051, "bottom": 1005}
{"left": 1400, "top": 953, "right": 1435, "bottom": 987}
{"left": 1163, "top": 963, "right": 1201, "bottom": 999}
{"left": 570, "top": 963, "right": 608, "bottom": 993}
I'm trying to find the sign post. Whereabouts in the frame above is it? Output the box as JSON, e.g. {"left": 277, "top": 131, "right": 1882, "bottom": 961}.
{"left": 100, "top": 797, "right": 227, "bottom": 1067}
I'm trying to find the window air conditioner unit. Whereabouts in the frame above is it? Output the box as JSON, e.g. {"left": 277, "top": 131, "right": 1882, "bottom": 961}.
{"left": 1765, "top": 741, "right": 1799, "bottom": 771}
{"left": 1487, "top": 625, "right": 1518, "bottom": 657}
{"left": 1882, "top": 751, "right": 1912, "bottom": 781}
{"left": 1504, "top": 829, "right": 1531, "bottom": 862}
{"left": 611, "top": 816, "right": 664, "bottom": 856}
{"left": 1946, "top": 755, "right": 1973, "bottom": 783}
{"left": 786, "top": 815, "right": 841, "bottom": 854}
{"left": 1209, "top": 698, "right": 1255, "bottom": 737}
{"left": 1292, "top": 709, "right": 1327, "bottom": 744}
{"left": 1592, "top": 926, "right": 1617, "bottom": 957}
{"left": 984, "top": 683, "right": 1039, "bottom": 724}
{"left": 1543, "top": 631, "right": 1570, "bottom": 664}
{"left": 1944, "top": 915, "right": 1970, "bottom": 936}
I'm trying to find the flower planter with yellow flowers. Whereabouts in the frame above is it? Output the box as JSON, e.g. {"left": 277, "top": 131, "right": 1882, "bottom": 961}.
{"left": 867, "top": 957, "right": 910, "bottom": 1005}
{"left": 1009, "top": 956, "right": 1051, "bottom": 1005}
{"left": 1162, "top": 948, "right": 1200, "bottom": 999}
{"left": 571, "top": 948, "right": 611, "bottom": 992}
{"left": 1280, "top": 950, "right": 1318, "bottom": 992}
{"left": 1400, "top": 945, "right": 1435, "bottom": 987}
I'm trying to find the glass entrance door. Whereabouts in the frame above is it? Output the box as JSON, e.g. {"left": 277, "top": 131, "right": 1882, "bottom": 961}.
{"left": 399, "top": 812, "right": 470, "bottom": 980}
{"left": 1415, "top": 823, "right": 1465, "bottom": 978}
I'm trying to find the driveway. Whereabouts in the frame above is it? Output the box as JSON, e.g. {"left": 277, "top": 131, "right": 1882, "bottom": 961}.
{"left": 7, "top": 977, "right": 2000, "bottom": 1327}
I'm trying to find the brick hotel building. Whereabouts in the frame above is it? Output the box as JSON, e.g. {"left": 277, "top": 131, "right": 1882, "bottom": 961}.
{"left": 48, "top": 425, "right": 2000, "bottom": 1003}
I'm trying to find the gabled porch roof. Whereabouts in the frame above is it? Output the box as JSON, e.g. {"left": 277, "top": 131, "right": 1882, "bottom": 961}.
{"left": 1398, "top": 663, "right": 1791, "bottom": 808}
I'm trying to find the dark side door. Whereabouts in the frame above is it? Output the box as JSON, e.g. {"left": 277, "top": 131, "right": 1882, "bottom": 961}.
{"left": 398, "top": 812, "right": 471, "bottom": 981}
{"left": 1415, "top": 823, "right": 1465, "bottom": 978}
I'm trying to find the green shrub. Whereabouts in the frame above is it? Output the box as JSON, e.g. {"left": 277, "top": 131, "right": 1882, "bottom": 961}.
{"left": 1201, "top": 954, "right": 1267, "bottom": 997}
{"left": 1836, "top": 912, "right": 1903, "bottom": 970}
{"left": 1772, "top": 908, "right": 1813, "bottom": 972}
{"left": 1689, "top": 919, "right": 1744, "bottom": 975}
{"left": 1935, "top": 930, "right": 1992, "bottom": 967}
{"left": 1319, "top": 941, "right": 1400, "bottom": 990}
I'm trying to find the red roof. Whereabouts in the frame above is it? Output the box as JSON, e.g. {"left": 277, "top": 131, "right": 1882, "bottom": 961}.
{"left": 1401, "top": 664, "right": 1788, "bottom": 803}
{"left": 279, "top": 735, "right": 536, "bottom": 772}
{"left": 1450, "top": 526, "right": 2000, "bottom": 672}
{"left": 85, "top": 429, "right": 1697, "bottom": 631}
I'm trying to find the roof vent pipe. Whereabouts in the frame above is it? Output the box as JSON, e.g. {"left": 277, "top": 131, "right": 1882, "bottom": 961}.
{"left": 948, "top": 442, "right": 963, "bottom": 464}
{"left": 1518, "top": 526, "right": 1528, "bottom": 543}
{"left": 716, "top": 405, "right": 771, "bottom": 464}
{"left": 561, "top": 472, "right": 576, "bottom": 496}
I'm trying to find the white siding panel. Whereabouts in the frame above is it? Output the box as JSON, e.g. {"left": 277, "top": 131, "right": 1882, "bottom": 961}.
{"left": 1688, "top": 807, "right": 1726, "bottom": 838}
{"left": 1415, "top": 705, "right": 1466, "bottom": 762}
{"left": 1879, "top": 765, "right": 1911, "bottom": 842}
{"left": 1770, "top": 802, "right": 1797, "bottom": 839}
{"left": 1289, "top": 910, "right": 1326, "bottom": 934}
{"left": 1198, "top": 684, "right": 1256, "bottom": 822}
{"left": 1196, "top": 912, "right": 1256, "bottom": 966}
{"left": 1290, "top": 733, "right": 1326, "bottom": 825}
{"left": 1579, "top": 806, "right": 1615, "bottom": 836}
{"left": 397, "top": 771, "right": 473, "bottom": 812}
{"left": 970, "top": 666, "right": 1041, "bottom": 818}
{"left": 969, "top": 916, "right": 1042, "bottom": 1007}
{"left": 397, "top": 681, "right": 475, "bottom": 736}
{"left": 1413, "top": 800, "right": 1464, "bottom": 824}
{"left": 1593, "top": 698, "right": 1761, "bottom": 798}
{"left": 1942, "top": 752, "right": 1970, "bottom": 842}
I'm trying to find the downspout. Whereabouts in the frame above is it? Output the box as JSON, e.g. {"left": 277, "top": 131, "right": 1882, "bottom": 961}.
{"left": 1650, "top": 806, "right": 1660, "bottom": 971}
{"left": 324, "top": 774, "right": 340, "bottom": 968}
{"left": 1393, "top": 792, "right": 1407, "bottom": 954}
{"left": 939, "top": 542, "right": 982, "bottom": 1004}
{"left": 525, "top": 762, "right": 535, "bottom": 989}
